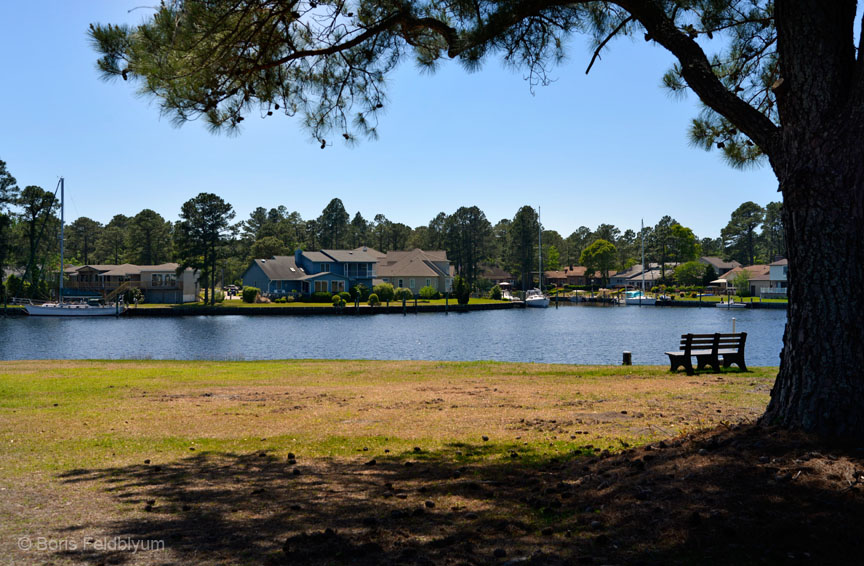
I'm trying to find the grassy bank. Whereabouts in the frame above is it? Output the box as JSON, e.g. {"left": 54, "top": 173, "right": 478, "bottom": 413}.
{"left": 5, "top": 361, "right": 859, "bottom": 565}
{"left": 0, "top": 360, "right": 774, "bottom": 476}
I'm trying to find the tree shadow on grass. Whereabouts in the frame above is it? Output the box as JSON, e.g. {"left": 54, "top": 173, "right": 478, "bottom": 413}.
{"left": 54, "top": 425, "right": 864, "bottom": 565}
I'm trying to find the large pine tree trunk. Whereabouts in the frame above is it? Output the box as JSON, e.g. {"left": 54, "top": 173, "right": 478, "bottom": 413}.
{"left": 762, "top": 1, "right": 864, "bottom": 439}
{"left": 763, "top": 140, "right": 864, "bottom": 438}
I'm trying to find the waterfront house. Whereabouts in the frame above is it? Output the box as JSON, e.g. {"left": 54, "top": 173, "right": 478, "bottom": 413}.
{"left": 242, "top": 248, "right": 378, "bottom": 297}
{"left": 478, "top": 264, "right": 517, "bottom": 287}
{"left": 609, "top": 264, "right": 645, "bottom": 287}
{"left": 63, "top": 263, "right": 199, "bottom": 303}
{"left": 716, "top": 264, "right": 771, "bottom": 296}
{"left": 544, "top": 267, "right": 588, "bottom": 287}
{"left": 763, "top": 259, "right": 788, "bottom": 298}
{"left": 368, "top": 248, "right": 453, "bottom": 294}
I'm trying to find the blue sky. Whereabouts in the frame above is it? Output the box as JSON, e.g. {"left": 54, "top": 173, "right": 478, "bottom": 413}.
{"left": 0, "top": 1, "right": 779, "bottom": 239}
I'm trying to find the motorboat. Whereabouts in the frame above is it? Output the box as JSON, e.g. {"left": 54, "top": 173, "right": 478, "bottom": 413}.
{"left": 716, "top": 299, "right": 748, "bottom": 308}
{"left": 623, "top": 290, "right": 656, "bottom": 306}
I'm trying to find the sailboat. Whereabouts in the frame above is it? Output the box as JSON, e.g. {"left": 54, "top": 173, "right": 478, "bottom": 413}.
{"left": 624, "top": 219, "right": 656, "bottom": 306}
{"left": 525, "top": 206, "right": 550, "bottom": 308}
{"left": 25, "top": 178, "right": 125, "bottom": 316}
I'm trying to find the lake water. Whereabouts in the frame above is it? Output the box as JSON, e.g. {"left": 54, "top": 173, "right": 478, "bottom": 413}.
{"left": 0, "top": 306, "right": 786, "bottom": 365}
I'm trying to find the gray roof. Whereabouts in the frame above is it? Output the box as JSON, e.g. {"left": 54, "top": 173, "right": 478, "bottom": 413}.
{"left": 322, "top": 249, "right": 379, "bottom": 263}
{"left": 66, "top": 263, "right": 183, "bottom": 276}
{"left": 376, "top": 249, "right": 450, "bottom": 278}
{"left": 701, "top": 256, "right": 741, "bottom": 271}
{"left": 254, "top": 256, "right": 307, "bottom": 281}
{"left": 301, "top": 251, "right": 334, "bottom": 263}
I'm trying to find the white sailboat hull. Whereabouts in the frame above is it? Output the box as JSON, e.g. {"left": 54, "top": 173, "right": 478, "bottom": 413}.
{"left": 525, "top": 296, "right": 550, "bottom": 308}
{"left": 25, "top": 304, "right": 124, "bottom": 316}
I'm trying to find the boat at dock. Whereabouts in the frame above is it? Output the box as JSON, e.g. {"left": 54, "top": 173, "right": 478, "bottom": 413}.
{"left": 525, "top": 288, "right": 550, "bottom": 308}
{"left": 23, "top": 177, "right": 125, "bottom": 317}
{"left": 716, "top": 300, "right": 748, "bottom": 309}
{"left": 623, "top": 290, "right": 656, "bottom": 306}
{"left": 623, "top": 220, "right": 655, "bottom": 306}
{"left": 25, "top": 300, "right": 123, "bottom": 316}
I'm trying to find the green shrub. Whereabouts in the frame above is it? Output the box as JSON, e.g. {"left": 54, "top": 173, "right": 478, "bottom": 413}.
{"left": 368, "top": 293, "right": 380, "bottom": 307}
{"left": 284, "top": 295, "right": 295, "bottom": 303}
{"left": 332, "top": 294, "right": 346, "bottom": 307}
{"left": 394, "top": 287, "right": 414, "bottom": 301}
{"left": 242, "top": 286, "right": 260, "bottom": 303}
{"left": 350, "top": 284, "right": 370, "bottom": 302}
{"left": 372, "top": 282, "right": 394, "bottom": 304}
{"left": 308, "top": 291, "right": 333, "bottom": 303}
{"left": 339, "top": 291, "right": 351, "bottom": 302}
{"left": 453, "top": 275, "right": 470, "bottom": 305}
{"left": 123, "top": 287, "right": 144, "bottom": 304}
{"left": 419, "top": 286, "right": 439, "bottom": 300}
{"left": 489, "top": 285, "right": 502, "bottom": 300}
{"left": 5, "top": 274, "right": 28, "bottom": 299}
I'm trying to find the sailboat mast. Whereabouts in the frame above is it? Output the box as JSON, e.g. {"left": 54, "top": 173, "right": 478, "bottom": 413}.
{"left": 59, "top": 177, "right": 64, "bottom": 304}
{"left": 538, "top": 207, "right": 542, "bottom": 290}
{"left": 640, "top": 219, "right": 645, "bottom": 293}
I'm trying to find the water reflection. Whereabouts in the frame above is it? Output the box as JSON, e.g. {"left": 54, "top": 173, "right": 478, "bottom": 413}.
{"left": 0, "top": 307, "right": 786, "bottom": 366}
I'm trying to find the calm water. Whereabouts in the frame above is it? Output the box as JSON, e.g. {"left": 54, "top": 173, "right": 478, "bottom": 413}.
{"left": 0, "top": 306, "right": 786, "bottom": 365}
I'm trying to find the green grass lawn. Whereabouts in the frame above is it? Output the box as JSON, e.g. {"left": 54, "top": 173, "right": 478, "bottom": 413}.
{"left": 0, "top": 360, "right": 774, "bottom": 477}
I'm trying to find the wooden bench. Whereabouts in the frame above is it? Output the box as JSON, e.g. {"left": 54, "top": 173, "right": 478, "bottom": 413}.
{"left": 665, "top": 332, "right": 747, "bottom": 375}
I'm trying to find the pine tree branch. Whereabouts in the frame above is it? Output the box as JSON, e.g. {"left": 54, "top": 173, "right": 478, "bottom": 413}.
{"left": 613, "top": 0, "right": 780, "bottom": 157}
{"left": 585, "top": 16, "right": 633, "bottom": 75}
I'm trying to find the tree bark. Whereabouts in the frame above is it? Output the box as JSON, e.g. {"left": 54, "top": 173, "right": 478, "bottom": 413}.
{"left": 762, "top": 0, "right": 864, "bottom": 439}
{"left": 763, "top": 129, "right": 864, "bottom": 438}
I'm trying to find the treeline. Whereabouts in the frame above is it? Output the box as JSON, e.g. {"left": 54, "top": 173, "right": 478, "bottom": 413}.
{"left": 0, "top": 157, "right": 784, "bottom": 300}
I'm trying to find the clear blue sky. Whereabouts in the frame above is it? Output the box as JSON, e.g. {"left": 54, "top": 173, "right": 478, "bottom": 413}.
{"left": 0, "top": 1, "right": 779, "bottom": 239}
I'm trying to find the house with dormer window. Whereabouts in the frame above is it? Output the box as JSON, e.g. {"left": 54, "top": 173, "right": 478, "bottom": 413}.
{"left": 241, "top": 248, "right": 378, "bottom": 297}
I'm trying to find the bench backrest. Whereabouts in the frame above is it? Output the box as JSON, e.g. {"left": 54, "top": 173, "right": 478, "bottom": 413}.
{"left": 680, "top": 332, "right": 746, "bottom": 353}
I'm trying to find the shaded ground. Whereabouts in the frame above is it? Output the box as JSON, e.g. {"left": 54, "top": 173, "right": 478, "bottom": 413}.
{"left": 7, "top": 426, "right": 861, "bottom": 565}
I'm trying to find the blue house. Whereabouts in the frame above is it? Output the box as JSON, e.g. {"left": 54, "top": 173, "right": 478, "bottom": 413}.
{"left": 241, "top": 248, "right": 378, "bottom": 297}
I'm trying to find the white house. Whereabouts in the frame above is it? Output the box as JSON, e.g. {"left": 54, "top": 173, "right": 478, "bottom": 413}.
{"left": 763, "top": 259, "right": 788, "bottom": 298}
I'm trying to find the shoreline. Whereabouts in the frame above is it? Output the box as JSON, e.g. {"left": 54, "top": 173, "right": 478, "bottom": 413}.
{"left": 1, "top": 298, "right": 788, "bottom": 317}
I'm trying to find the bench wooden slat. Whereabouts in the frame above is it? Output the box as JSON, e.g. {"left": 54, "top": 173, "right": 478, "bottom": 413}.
{"left": 667, "top": 332, "right": 747, "bottom": 375}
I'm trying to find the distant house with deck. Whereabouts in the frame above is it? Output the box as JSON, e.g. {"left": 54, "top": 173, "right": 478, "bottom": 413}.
{"left": 544, "top": 267, "right": 588, "bottom": 287}
{"left": 716, "top": 264, "right": 771, "bottom": 296}
{"left": 63, "top": 263, "right": 199, "bottom": 303}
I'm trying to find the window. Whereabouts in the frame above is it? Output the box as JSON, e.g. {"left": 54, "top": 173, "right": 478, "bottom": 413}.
{"left": 314, "top": 280, "right": 328, "bottom": 293}
{"left": 409, "top": 279, "right": 415, "bottom": 289}
{"left": 425, "top": 279, "right": 431, "bottom": 288}
{"left": 165, "top": 274, "right": 177, "bottom": 287}
{"left": 151, "top": 274, "right": 163, "bottom": 286}
{"left": 332, "top": 280, "right": 345, "bottom": 293}
{"left": 320, "top": 263, "right": 330, "bottom": 272}
{"left": 398, "top": 279, "right": 403, "bottom": 288}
